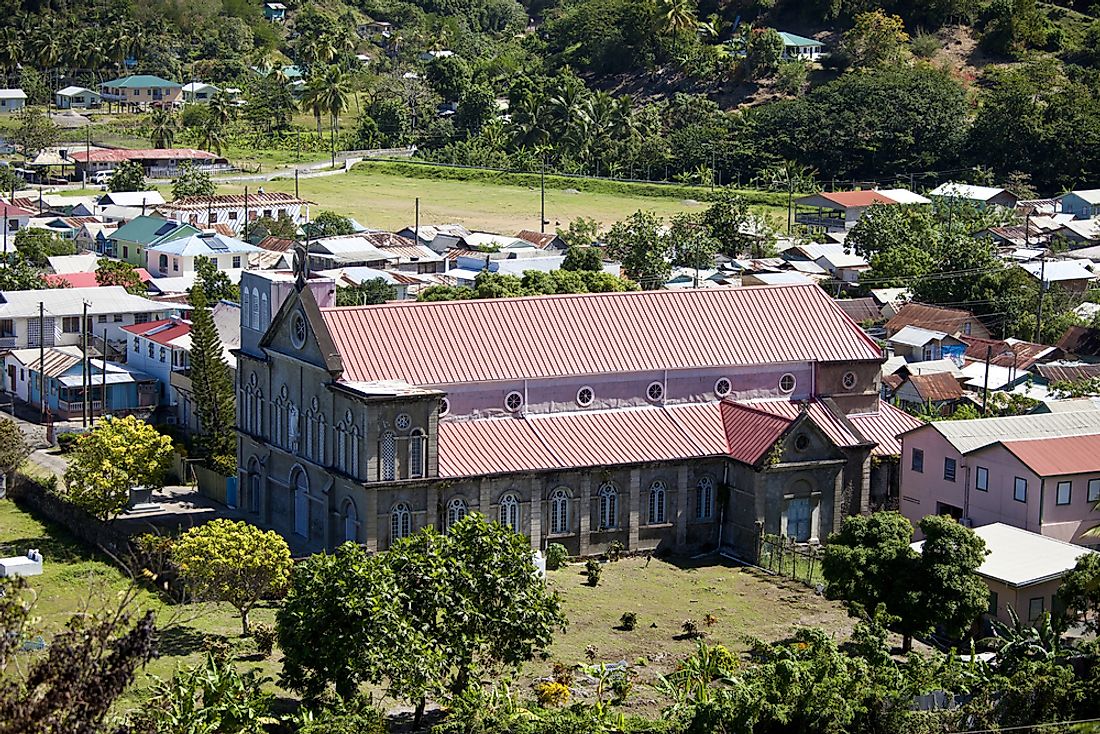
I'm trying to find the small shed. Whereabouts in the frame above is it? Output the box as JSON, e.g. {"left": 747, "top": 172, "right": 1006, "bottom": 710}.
{"left": 0, "top": 88, "right": 27, "bottom": 113}
{"left": 55, "top": 86, "right": 102, "bottom": 110}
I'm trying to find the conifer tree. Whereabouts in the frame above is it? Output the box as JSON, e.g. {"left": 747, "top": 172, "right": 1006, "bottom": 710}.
{"left": 188, "top": 285, "right": 236, "bottom": 474}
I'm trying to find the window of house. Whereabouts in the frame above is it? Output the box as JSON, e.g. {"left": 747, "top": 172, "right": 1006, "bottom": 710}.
{"left": 976, "top": 466, "right": 989, "bottom": 491}
{"left": 576, "top": 386, "right": 594, "bottom": 408}
{"left": 97, "top": 315, "right": 106, "bottom": 324}
{"left": 714, "top": 377, "right": 732, "bottom": 397}
{"left": 172, "top": 258, "right": 178, "bottom": 272}
{"left": 380, "top": 431, "right": 396, "bottom": 481}
{"left": 446, "top": 497, "right": 468, "bottom": 530}
{"left": 1057, "top": 481, "right": 1072, "bottom": 505}
{"left": 912, "top": 448, "right": 924, "bottom": 473}
{"left": 134, "top": 313, "right": 149, "bottom": 324}
{"left": 779, "top": 373, "right": 796, "bottom": 393}
{"left": 147, "top": 343, "right": 154, "bottom": 358}
{"left": 208, "top": 213, "right": 217, "bottom": 224}
{"left": 549, "top": 488, "right": 570, "bottom": 535}
{"left": 598, "top": 483, "right": 618, "bottom": 530}
{"left": 232, "top": 256, "right": 241, "bottom": 268}
{"left": 113, "top": 314, "right": 123, "bottom": 323}
{"left": 228, "top": 211, "right": 238, "bottom": 220}
{"left": 646, "top": 381, "right": 664, "bottom": 402}
{"left": 504, "top": 391, "right": 523, "bottom": 412}
{"left": 1014, "top": 477, "right": 1028, "bottom": 503}
{"left": 1028, "top": 596, "right": 1045, "bottom": 622}
{"left": 989, "top": 590, "right": 999, "bottom": 617}
{"left": 62, "top": 317, "right": 81, "bottom": 333}
{"left": 842, "top": 371, "right": 858, "bottom": 390}
{"left": 409, "top": 429, "right": 425, "bottom": 478}
{"left": 159, "top": 347, "right": 166, "bottom": 363}
{"left": 132, "top": 337, "right": 139, "bottom": 352}
{"left": 158, "top": 254, "right": 168, "bottom": 271}
{"left": 0, "top": 319, "right": 12, "bottom": 337}
{"left": 648, "top": 481, "right": 667, "bottom": 525}
{"left": 696, "top": 476, "right": 715, "bottom": 520}
{"left": 1089, "top": 478, "right": 1100, "bottom": 503}
{"left": 498, "top": 493, "right": 519, "bottom": 532}
{"left": 944, "top": 458, "right": 957, "bottom": 482}
{"left": 391, "top": 503, "right": 411, "bottom": 542}
{"left": 438, "top": 398, "right": 450, "bottom": 416}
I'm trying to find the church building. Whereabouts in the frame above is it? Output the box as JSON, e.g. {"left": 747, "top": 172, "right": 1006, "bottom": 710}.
{"left": 235, "top": 268, "right": 920, "bottom": 559}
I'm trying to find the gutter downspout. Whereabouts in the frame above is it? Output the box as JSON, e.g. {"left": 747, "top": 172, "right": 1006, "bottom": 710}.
{"left": 1037, "top": 477, "right": 1045, "bottom": 533}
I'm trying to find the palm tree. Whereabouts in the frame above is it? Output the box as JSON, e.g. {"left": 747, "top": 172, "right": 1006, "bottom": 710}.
{"left": 208, "top": 90, "right": 234, "bottom": 129}
{"left": 657, "top": 0, "right": 698, "bottom": 36}
{"left": 317, "top": 65, "right": 352, "bottom": 137}
{"left": 199, "top": 117, "right": 226, "bottom": 155}
{"left": 300, "top": 75, "right": 328, "bottom": 136}
{"left": 758, "top": 160, "right": 817, "bottom": 234}
{"left": 0, "top": 28, "right": 22, "bottom": 86}
{"left": 148, "top": 108, "right": 178, "bottom": 149}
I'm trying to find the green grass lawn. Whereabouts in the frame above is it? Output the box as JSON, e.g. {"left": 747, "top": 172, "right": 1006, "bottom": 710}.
{"left": 0, "top": 496, "right": 848, "bottom": 718}
{"left": 216, "top": 165, "right": 784, "bottom": 234}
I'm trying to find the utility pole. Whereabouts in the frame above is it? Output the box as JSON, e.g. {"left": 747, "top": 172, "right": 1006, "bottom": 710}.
{"left": 540, "top": 155, "right": 546, "bottom": 234}
{"left": 295, "top": 168, "right": 299, "bottom": 199}
{"left": 414, "top": 197, "right": 420, "bottom": 246}
{"left": 981, "top": 344, "right": 992, "bottom": 417}
{"left": 38, "top": 302, "right": 45, "bottom": 420}
{"left": 99, "top": 328, "right": 106, "bottom": 422}
{"left": 243, "top": 185, "right": 249, "bottom": 240}
{"left": 1034, "top": 256, "right": 1046, "bottom": 343}
{"left": 2, "top": 205, "right": 7, "bottom": 257}
{"left": 81, "top": 301, "right": 88, "bottom": 428}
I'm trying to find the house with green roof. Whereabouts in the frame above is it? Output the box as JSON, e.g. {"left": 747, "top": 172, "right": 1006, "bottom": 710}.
{"left": 99, "top": 75, "right": 182, "bottom": 108}
{"left": 778, "top": 31, "right": 825, "bottom": 61}
{"left": 108, "top": 215, "right": 199, "bottom": 266}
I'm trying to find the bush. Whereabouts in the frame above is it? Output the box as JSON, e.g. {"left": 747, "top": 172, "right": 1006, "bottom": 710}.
{"left": 552, "top": 661, "right": 575, "bottom": 686}
{"left": 252, "top": 622, "right": 276, "bottom": 657}
{"left": 620, "top": 612, "right": 638, "bottom": 631}
{"left": 681, "top": 619, "right": 705, "bottom": 639}
{"left": 911, "top": 30, "right": 940, "bottom": 58}
{"left": 775, "top": 61, "right": 808, "bottom": 95}
{"left": 56, "top": 431, "right": 83, "bottom": 453}
{"left": 545, "top": 543, "right": 569, "bottom": 571}
{"left": 299, "top": 698, "right": 388, "bottom": 734}
{"left": 606, "top": 540, "right": 625, "bottom": 562}
{"left": 534, "top": 680, "right": 571, "bottom": 707}
{"left": 585, "top": 559, "right": 602, "bottom": 587}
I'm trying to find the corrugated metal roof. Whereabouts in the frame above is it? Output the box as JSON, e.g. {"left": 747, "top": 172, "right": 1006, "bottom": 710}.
{"left": 0, "top": 286, "right": 175, "bottom": 319}
{"left": 886, "top": 302, "right": 990, "bottom": 339}
{"left": 9, "top": 346, "right": 82, "bottom": 377}
{"left": 70, "top": 149, "right": 216, "bottom": 164}
{"left": 909, "top": 410, "right": 1100, "bottom": 454}
{"left": 961, "top": 336, "right": 1055, "bottom": 370}
{"left": 321, "top": 284, "right": 883, "bottom": 385}
{"left": 122, "top": 318, "right": 191, "bottom": 346}
{"left": 848, "top": 403, "right": 923, "bottom": 456}
{"left": 907, "top": 372, "right": 964, "bottom": 402}
{"left": 158, "top": 193, "right": 310, "bottom": 211}
{"left": 999, "top": 434, "right": 1100, "bottom": 476}
{"left": 1034, "top": 363, "right": 1100, "bottom": 383}
{"left": 743, "top": 398, "right": 865, "bottom": 449}
{"left": 717, "top": 402, "right": 795, "bottom": 463}
{"left": 1057, "top": 326, "right": 1100, "bottom": 357}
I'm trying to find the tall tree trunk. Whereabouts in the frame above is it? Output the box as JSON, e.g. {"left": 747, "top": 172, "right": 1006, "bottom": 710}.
{"left": 240, "top": 607, "right": 250, "bottom": 636}
{"left": 413, "top": 697, "right": 426, "bottom": 728}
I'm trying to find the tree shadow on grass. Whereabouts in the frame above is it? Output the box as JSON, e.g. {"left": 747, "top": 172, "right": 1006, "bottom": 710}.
{"left": 0, "top": 535, "right": 97, "bottom": 565}
{"left": 157, "top": 624, "right": 218, "bottom": 657}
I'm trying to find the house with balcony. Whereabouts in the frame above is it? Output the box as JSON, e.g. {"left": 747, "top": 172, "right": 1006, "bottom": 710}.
{"left": 898, "top": 412, "right": 1100, "bottom": 547}
{"left": 5, "top": 345, "right": 159, "bottom": 420}
{"left": 887, "top": 325, "right": 967, "bottom": 363}
{"left": 793, "top": 189, "right": 929, "bottom": 233}
{"left": 145, "top": 231, "right": 265, "bottom": 276}
{"left": 778, "top": 31, "right": 825, "bottom": 60}
{"left": 0, "top": 286, "right": 178, "bottom": 359}
{"left": 98, "top": 75, "right": 182, "bottom": 109}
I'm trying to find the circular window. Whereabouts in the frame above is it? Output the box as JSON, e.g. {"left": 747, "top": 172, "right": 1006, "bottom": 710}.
{"left": 714, "top": 377, "right": 732, "bottom": 398}
{"left": 290, "top": 311, "right": 307, "bottom": 348}
{"left": 576, "top": 386, "right": 594, "bottom": 408}
{"left": 646, "top": 381, "right": 665, "bottom": 402}
{"left": 779, "top": 373, "right": 796, "bottom": 394}
{"left": 504, "top": 391, "right": 524, "bottom": 412}
{"left": 794, "top": 434, "right": 811, "bottom": 452}
{"left": 438, "top": 398, "right": 450, "bottom": 416}
{"left": 395, "top": 413, "right": 412, "bottom": 431}
{"left": 842, "top": 371, "right": 858, "bottom": 390}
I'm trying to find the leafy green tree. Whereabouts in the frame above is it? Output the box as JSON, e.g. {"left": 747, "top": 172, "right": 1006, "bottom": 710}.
{"left": 0, "top": 164, "right": 24, "bottom": 195}
{"left": 864, "top": 244, "right": 934, "bottom": 289}
{"left": 912, "top": 515, "right": 989, "bottom": 644}
{"left": 981, "top": 0, "right": 1048, "bottom": 57}
{"left": 846, "top": 203, "right": 940, "bottom": 258}
{"left": 95, "top": 259, "right": 146, "bottom": 295}
{"left": 556, "top": 217, "right": 601, "bottom": 250}
{"left": 243, "top": 75, "right": 294, "bottom": 134}
{"left": 456, "top": 83, "right": 498, "bottom": 136}
{"left": 108, "top": 161, "right": 147, "bottom": 193}
{"left": 426, "top": 55, "right": 471, "bottom": 102}
{"left": 604, "top": 210, "right": 670, "bottom": 289}
{"left": 194, "top": 255, "right": 239, "bottom": 303}
{"left": 562, "top": 246, "right": 603, "bottom": 272}
{"left": 10, "top": 106, "right": 58, "bottom": 161}
{"left": 701, "top": 188, "right": 755, "bottom": 256}
{"left": 62, "top": 415, "right": 174, "bottom": 521}
{"left": 187, "top": 285, "right": 236, "bottom": 473}
{"left": 336, "top": 278, "right": 396, "bottom": 306}
{"left": 912, "top": 235, "right": 1004, "bottom": 316}
{"left": 1057, "top": 553, "right": 1100, "bottom": 634}
{"left": 171, "top": 161, "right": 216, "bottom": 199}
{"left": 173, "top": 519, "right": 293, "bottom": 635}
{"left": 0, "top": 255, "right": 53, "bottom": 290}
{"left": 667, "top": 213, "right": 718, "bottom": 271}
{"left": 843, "top": 9, "right": 911, "bottom": 68}
{"left": 0, "top": 417, "right": 29, "bottom": 488}
{"left": 745, "top": 28, "right": 784, "bottom": 79}
{"left": 13, "top": 228, "right": 76, "bottom": 267}
{"left": 249, "top": 214, "right": 299, "bottom": 242}
{"left": 306, "top": 210, "right": 355, "bottom": 238}
{"left": 822, "top": 511, "right": 917, "bottom": 621}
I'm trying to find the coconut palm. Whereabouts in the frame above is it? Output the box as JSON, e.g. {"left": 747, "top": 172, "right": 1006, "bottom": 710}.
{"left": 199, "top": 117, "right": 226, "bottom": 155}
{"left": 317, "top": 65, "right": 352, "bottom": 137}
{"left": 148, "top": 108, "right": 178, "bottom": 149}
{"left": 208, "top": 90, "right": 234, "bottom": 128}
{"left": 0, "top": 28, "right": 22, "bottom": 85}
{"left": 300, "top": 75, "right": 328, "bottom": 136}
{"left": 657, "top": 0, "right": 698, "bottom": 35}
{"left": 757, "top": 160, "right": 817, "bottom": 234}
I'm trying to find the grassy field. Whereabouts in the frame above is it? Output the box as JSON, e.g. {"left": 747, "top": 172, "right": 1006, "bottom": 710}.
{"left": 1, "top": 494, "right": 850, "bottom": 718}
{"left": 215, "top": 165, "right": 785, "bottom": 233}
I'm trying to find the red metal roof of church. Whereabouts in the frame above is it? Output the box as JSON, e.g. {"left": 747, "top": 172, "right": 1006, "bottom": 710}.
{"left": 321, "top": 284, "right": 882, "bottom": 386}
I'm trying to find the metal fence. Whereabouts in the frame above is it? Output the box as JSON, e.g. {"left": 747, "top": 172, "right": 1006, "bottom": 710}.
{"left": 757, "top": 533, "right": 824, "bottom": 588}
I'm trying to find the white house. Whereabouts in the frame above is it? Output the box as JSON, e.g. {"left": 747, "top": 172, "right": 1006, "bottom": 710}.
{"left": 156, "top": 193, "right": 312, "bottom": 236}
{"left": 0, "top": 89, "right": 27, "bottom": 113}
{"left": 145, "top": 231, "right": 266, "bottom": 276}
{"left": 182, "top": 82, "right": 219, "bottom": 103}
{"left": 55, "top": 86, "right": 102, "bottom": 110}
{"left": 0, "top": 286, "right": 179, "bottom": 353}
{"left": 778, "top": 32, "right": 824, "bottom": 61}
{"left": 97, "top": 191, "right": 166, "bottom": 209}
{"left": 929, "top": 183, "right": 1019, "bottom": 209}
{"left": 0, "top": 202, "right": 35, "bottom": 238}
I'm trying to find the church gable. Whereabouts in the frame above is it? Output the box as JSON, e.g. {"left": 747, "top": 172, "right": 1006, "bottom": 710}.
{"left": 261, "top": 285, "right": 342, "bottom": 375}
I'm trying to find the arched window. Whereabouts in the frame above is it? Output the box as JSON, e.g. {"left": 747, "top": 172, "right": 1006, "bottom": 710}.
{"left": 241, "top": 288, "right": 250, "bottom": 323}
{"left": 253, "top": 389, "right": 263, "bottom": 436}
{"left": 391, "top": 503, "right": 411, "bottom": 543}
{"left": 499, "top": 493, "right": 519, "bottom": 532}
{"left": 348, "top": 425, "right": 361, "bottom": 477}
{"left": 549, "top": 488, "right": 570, "bottom": 535}
{"left": 315, "top": 414, "right": 327, "bottom": 465}
{"left": 648, "top": 481, "right": 666, "bottom": 525}
{"left": 380, "top": 431, "right": 396, "bottom": 481}
{"left": 409, "top": 429, "right": 425, "bottom": 478}
{"left": 304, "top": 411, "right": 314, "bottom": 460}
{"left": 598, "top": 482, "right": 618, "bottom": 530}
{"left": 342, "top": 499, "right": 358, "bottom": 544}
{"left": 260, "top": 293, "right": 270, "bottom": 328}
{"left": 696, "top": 476, "right": 715, "bottom": 520}
{"left": 247, "top": 458, "right": 261, "bottom": 514}
{"left": 292, "top": 467, "right": 309, "bottom": 538}
{"left": 335, "top": 422, "right": 347, "bottom": 471}
{"left": 446, "top": 497, "right": 467, "bottom": 529}
{"left": 250, "top": 287, "right": 260, "bottom": 330}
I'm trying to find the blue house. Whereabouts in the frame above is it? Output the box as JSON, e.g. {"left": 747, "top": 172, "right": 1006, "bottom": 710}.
{"left": 263, "top": 2, "right": 287, "bottom": 21}
{"left": 6, "top": 346, "right": 160, "bottom": 421}
{"left": 1060, "top": 190, "right": 1100, "bottom": 220}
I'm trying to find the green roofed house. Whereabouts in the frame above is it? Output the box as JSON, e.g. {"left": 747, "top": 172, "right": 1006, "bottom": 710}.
{"left": 108, "top": 215, "right": 200, "bottom": 266}
{"left": 778, "top": 31, "right": 824, "bottom": 61}
{"left": 99, "top": 75, "right": 182, "bottom": 109}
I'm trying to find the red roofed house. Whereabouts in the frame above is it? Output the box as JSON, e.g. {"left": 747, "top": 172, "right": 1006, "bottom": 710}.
{"left": 899, "top": 413, "right": 1100, "bottom": 547}
{"left": 235, "top": 269, "right": 923, "bottom": 558}
{"left": 43, "top": 268, "right": 154, "bottom": 290}
{"left": 0, "top": 202, "right": 35, "bottom": 238}
{"left": 68, "top": 148, "right": 229, "bottom": 179}
{"left": 794, "top": 189, "right": 928, "bottom": 233}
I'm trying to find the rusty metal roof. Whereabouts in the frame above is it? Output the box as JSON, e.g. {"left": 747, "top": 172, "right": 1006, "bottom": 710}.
{"left": 848, "top": 402, "right": 924, "bottom": 456}
{"left": 906, "top": 372, "right": 965, "bottom": 402}
{"left": 158, "top": 192, "right": 312, "bottom": 211}
{"left": 961, "top": 336, "right": 1056, "bottom": 370}
{"left": 70, "top": 148, "right": 219, "bottom": 163}
{"left": 886, "top": 303, "right": 991, "bottom": 339}
{"left": 321, "top": 284, "right": 883, "bottom": 386}
{"left": 999, "top": 434, "right": 1100, "bottom": 477}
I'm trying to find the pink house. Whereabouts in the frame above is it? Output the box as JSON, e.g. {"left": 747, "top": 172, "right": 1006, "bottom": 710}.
{"left": 898, "top": 411, "right": 1100, "bottom": 546}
